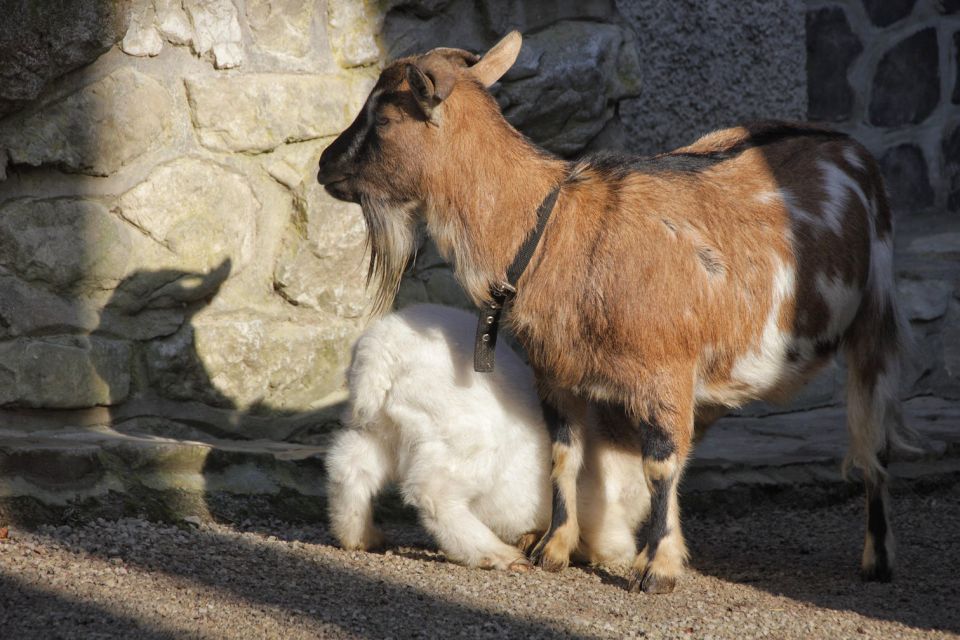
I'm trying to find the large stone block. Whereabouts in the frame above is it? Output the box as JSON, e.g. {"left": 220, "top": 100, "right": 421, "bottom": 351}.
{"left": 0, "top": 0, "right": 129, "bottom": 118}
{"left": 944, "top": 121, "right": 960, "bottom": 211}
{"left": 931, "top": 300, "right": 960, "bottom": 399}
{"left": 184, "top": 0, "right": 244, "bottom": 69}
{"left": 897, "top": 279, "right": 954, "bottom": 321}
{"left": 185, "top": 74, "right": 372, "bottom": 153}
{"left": 247, "top": 0, "right": 316, "bottom": 59}
{"left": 862, "top": 0, "right": 915, "bottom": 27}
{"left": 0, "top": 182, "right": 239, "bottom": 317}
{"left": 879, "top": 144, "right": 934, "bottom": 212}
{"left": 0, "top": 198, "right": 132, "bottom": 294}
{"left": 116, "top": 157, "right": 259, "bottom": 278}
{"left": 0, "top": 336, "right": 130, "bottom": 409}
{"left": 493, "top": 21, "right": 641, "bottom": 156}
{"left": 806, "top": 7, "right": 862, "bottom": 122}
{"left": 954, "top": 32, "right": 960, "bottom": 105}
{"left": 273, "top": 200, "right": 370, "bottom": 316}
{"left": 945, "top": 299, "right": 960, "bottom": 360}
{"left": 0, "top": 275, "right": 184, "bottom": 342}
{"left": 145, "top": 312, "right": 361, "bottom": 412}
{"left": 327, "top": 0, "right": 383, "bottom": 67}
{"left": 0, "top": 68, "right": 173, "bottom": 176}
{"left": 267, "top": 143, "right": 371, "bottom": 316}
{"left": 869, "top": 28, "right": 940, "bottom": 127}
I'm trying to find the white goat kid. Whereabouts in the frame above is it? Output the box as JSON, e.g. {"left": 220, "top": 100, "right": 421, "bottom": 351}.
{"left": 326, "top": 304, "right": 649, "bottom": 570}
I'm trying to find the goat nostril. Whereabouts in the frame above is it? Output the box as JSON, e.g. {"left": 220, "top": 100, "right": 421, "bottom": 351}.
{"left": 317, "top": 163, "right": 337, "bottom": 184}
{"left": 318, "top": 164, "right": 352, "bottom": 185}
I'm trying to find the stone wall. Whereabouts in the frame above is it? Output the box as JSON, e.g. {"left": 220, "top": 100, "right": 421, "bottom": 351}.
{"left": 806, "top": 0, "right": 957, "bottom": 214}
{"left": 800, "top": 0, "right": 960, "bottom": 415}
{"left": 0, "top": 0, "right": 380, "bottom": 443}
{"left": 0, "top": 0, "right": 808, "bottom": 447}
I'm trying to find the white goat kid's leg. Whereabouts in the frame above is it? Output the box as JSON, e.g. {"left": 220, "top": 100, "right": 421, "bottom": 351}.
{"left": 579, "top": 487, "right": 640, "bottom": 569}
{"left": 412, "top": 483, "right": 531, "bottom": 571}
{"left": 326, "top": 429, "right": 392, "bottom": 551}
{"left": 578, "top": 430, "right": 649, "bottom": 569}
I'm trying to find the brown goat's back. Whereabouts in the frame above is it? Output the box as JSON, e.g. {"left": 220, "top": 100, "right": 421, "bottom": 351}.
{"left": 510, "top": 124, "right": 894, "bottom": 420}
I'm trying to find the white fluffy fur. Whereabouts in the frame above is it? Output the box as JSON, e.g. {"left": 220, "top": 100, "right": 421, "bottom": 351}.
{"left": 326, "top": 304, "right": 650, "bottom": 570}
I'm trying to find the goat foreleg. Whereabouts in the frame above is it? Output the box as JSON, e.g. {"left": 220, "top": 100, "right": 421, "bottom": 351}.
{"left": 530, "top": 393, "right": 588, "bottom": 572}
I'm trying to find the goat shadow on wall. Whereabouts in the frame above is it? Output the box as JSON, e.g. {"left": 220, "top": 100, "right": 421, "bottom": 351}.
{"left": 90, "top": 259, "right": 333, "bottom": 526}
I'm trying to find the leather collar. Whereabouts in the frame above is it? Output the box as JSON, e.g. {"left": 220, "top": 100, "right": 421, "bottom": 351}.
{"left": 474, "top": 184, "right": 562, "bottom": 372}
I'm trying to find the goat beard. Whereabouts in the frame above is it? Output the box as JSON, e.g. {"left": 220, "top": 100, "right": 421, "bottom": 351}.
{"left": 359, "top": 194, "right": 418, "bottom": 315}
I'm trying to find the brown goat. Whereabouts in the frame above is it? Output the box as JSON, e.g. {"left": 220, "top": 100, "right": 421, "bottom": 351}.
{"left": 318, "top": 32, "right": 916, "bottom": 593}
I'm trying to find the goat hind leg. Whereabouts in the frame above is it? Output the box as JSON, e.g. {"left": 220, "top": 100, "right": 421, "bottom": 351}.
{"left": 862, "top": 453, "right": 894, "bottom": 582}
{"left": 847, "top": 363, "right": 900, "bottom": 582}
{"left": 843, "top": 303, "right": 914, "bottom": 582}
{"left": 628, "top": 399, "right": 692, "bottom": 594}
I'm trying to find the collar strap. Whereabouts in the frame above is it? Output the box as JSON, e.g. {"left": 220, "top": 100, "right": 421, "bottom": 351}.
{"left": 474, "top": 184, "right": 562, "bottom": 372}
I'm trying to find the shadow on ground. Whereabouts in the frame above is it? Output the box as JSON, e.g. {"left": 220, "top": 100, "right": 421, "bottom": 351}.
{"left": 1, "top": 481, "right": 957, "bottom": 638}
{"left": 1, "top": 521, "right": 586, "bottom": 639}
{"left": 685, "top": 479, "right": 960, "bottom": 634}
{"left": 0, "top": 573, "right": 177, "bottom": 640}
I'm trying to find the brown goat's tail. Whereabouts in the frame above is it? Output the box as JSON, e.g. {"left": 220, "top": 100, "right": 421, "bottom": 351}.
{"left": 842, "top": 185, "right": 921, "bottom": 482}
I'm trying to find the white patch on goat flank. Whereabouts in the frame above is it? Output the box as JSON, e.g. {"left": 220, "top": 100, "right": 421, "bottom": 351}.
{"left": 843, "top": 145, "right": 866, "bottom": 171}
{"left": 815, "top": 273, "right": 862, "bottom": 340}
{"left": 728, "top": 260, "right": 796, "bottom": 395}
{"left": 695, "top": 260, "right": 799, "bottom": 407}
{"left": 777, "top": 188, "right": 821, "bottom": 231}
{"left": 819, "top": 160, "right": 870, "bottom": 236}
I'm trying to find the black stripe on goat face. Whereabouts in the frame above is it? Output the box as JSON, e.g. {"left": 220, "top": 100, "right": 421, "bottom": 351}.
{"left": 317, "top": 89, "right": 381, "bottom": 203}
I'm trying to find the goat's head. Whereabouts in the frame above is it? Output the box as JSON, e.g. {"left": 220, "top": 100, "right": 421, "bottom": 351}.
{"left": 317, "top": 31, "right": 523, "bottom": 313}
{"left": 318, "top": 31, "right": 521, "bottom": 203}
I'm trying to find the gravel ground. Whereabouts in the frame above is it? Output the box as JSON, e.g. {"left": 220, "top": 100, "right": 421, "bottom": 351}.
{"left": 1, "top": 480, "right": 958, "bottom": 640}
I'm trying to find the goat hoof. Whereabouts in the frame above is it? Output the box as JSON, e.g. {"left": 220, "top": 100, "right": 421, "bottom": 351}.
{"left": 530, "top": 531, "right": 572, "bottom": 572}
{"left": 531, "top": 546, "right": 569, "bottom": 572}
{"left": 516, "top": 531, "right": 542, "bottom": 555}
{"left": 861, "top": 563, "right": 893, "bottom": 583}
{"left": 628, "top": 567, "right": 676, "bottom": 594}
{"left": 508, "top": 558, "right": 533, "bottom": 572}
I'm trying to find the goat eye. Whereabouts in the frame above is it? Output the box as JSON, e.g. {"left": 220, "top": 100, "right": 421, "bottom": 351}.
{"left": 376, "top": 115, "right": 390, "bottom": 127}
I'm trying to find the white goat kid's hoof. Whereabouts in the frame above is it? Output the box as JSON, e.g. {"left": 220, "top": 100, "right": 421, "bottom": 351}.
{"left": 341, "top": 528, "right": 386, "bottom": 552}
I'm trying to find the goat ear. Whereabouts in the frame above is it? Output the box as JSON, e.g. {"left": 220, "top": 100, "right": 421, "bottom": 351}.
{"left": 430, "top": 47, "right": 480, "bottom": 68}
{"left": 471, "top": 31, "right": 522, "bottom": 87}
{"left": 405, "top": 63, "right": 438, "bottom": 117}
